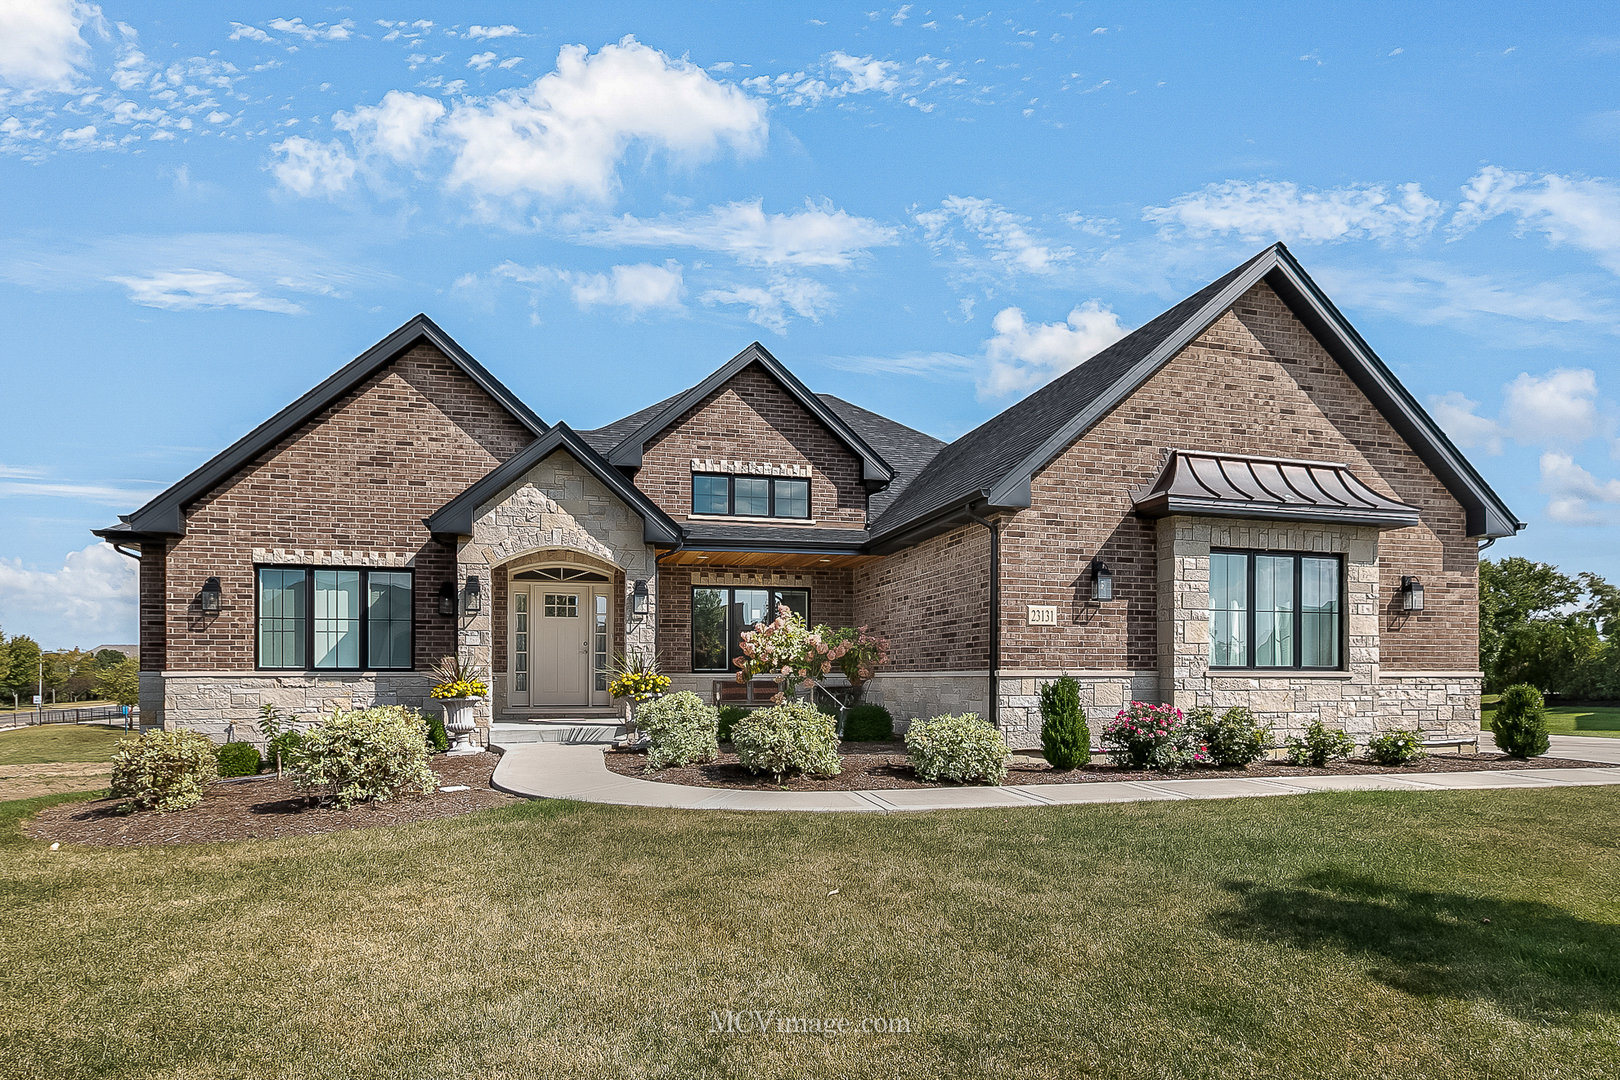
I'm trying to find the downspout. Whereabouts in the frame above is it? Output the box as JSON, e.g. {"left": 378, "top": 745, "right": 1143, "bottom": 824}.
{"left": 1477, "top": 537, "right": 1496, "bottom": 554}
{"left": 964, "top": 501, "right": 1000, "bottom": 730}
{"left": 111, "top": 544, "right": 141, "bottom": 561}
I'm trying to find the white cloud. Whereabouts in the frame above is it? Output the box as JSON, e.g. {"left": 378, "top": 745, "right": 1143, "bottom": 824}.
{"left": 1540, "top": 451, "right": 1620, "bottom": 525}
{"left": 917, "top": 195, "right": 1073, "bottom": 274}
{"left": 742, "top": 51, "right": 903, "bottom": 107}
{"left": 0, "top": 542, "right": 138, "bottom": 649}
{"left": 227, "top": 22, "right": 274, "bottom": 45}
{"left": 270, "top": 134, "right": 356, "bottom": 195}
{"left": 332, "top": 90, "right": 444, "bottom": 163}
{"left": 443, "top": 36, "right": 767, "bottom": 207}
{"left": 266, "top": 17, "right": 354, "bottom": 43}
{"left": 1429, "top": 391, "right": 1505, "bottom": 455}
{"left": 821, "top": 350, "right": 976, "bottom": 378}
{"left": 1451, "top": 166, "right": 1620, "bottom": 274}
{"left": 701, "top": 274, "right": 835, "bottom": 334}
{"left": 568, "top": 261, "right": 683, "bottom": 312}
{"left": 1320, "top": 262, "right": 1620, "bottom": 342}
{"left": 892, "top": 5, "right": 912, "bottom": 26}
{"left": 467, "top": 25, "right": 520, "bottom": 40}
{"left": 1503, "top": 368, "right": 1600, "bottom": 444}
{"left": 829, "top": 51, "right": 900, "bottom": 93}
{"left": 1143, "top": 179, "right": 1442, "bottom": 243}
{"left": 980, "top": 301, "right": 1128, "bottom": 397}
{"left": 0, "top": 0, "right": 102, "bottom": 93}
{"left": 108, "top": 270, "right": 305, "bottom": 314}
{"left": 581, "top": 199, "right": 898, "bottom": 268}
{"left": 467, "top": 51, "right": 497, "bottom": 71}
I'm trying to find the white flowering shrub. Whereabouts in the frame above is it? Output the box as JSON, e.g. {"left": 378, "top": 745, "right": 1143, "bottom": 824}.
{"left": 732, "top": 701, "right": 841, "bottom": 782}
{"left": 906, "top": 713, "right": 1009, "bottom": 785}
{"left": 110, "top": 729, "right": 219, "bottom": 812}
{"left": 636, "top": 691, "right": 720, "bottom": 770}
{"left": 294, "top": 706, "right": 439, "bottom": 809}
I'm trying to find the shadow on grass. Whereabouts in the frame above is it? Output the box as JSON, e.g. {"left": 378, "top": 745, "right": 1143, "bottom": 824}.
{"left": 1211, "top": 869, "right": 1620, "bottom": 1021}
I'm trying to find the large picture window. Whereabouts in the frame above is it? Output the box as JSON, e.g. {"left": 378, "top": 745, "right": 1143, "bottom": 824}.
{"left": 690, "top": 474, "right": 811, "bottom": 519}
{"left": 691, "top": 587, "right": 809, "bottom": 672}
{"left": 1208, "top": 551, "right": 1341, "bottom": 670}
{"left": 256, "top": 567, "right": 414, "bottom": 670}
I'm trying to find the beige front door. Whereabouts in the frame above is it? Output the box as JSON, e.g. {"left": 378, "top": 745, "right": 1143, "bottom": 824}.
{"left": 510, "top": 571, "right": 612, "bottom": 708}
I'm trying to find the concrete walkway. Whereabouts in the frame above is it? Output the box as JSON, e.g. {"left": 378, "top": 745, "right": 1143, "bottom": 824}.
{"left": 489, "top": 733, "right": 1620, "bottom": 813}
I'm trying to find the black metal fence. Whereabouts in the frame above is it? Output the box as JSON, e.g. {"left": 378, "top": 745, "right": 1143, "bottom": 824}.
{"left": 3, "top": 704, "right": 136, "bottom": 729}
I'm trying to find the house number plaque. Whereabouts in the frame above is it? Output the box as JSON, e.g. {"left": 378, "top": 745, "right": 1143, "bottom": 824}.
{"left": 1027, "top": 605, "right": 1058, "bottom": 626}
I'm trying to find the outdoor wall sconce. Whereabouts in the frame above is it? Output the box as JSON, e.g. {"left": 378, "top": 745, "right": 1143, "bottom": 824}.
{"left": 464, "top": 574, "right": 482, "bottom": 615}
{"left": 1090, "top": 559, "right": 1113, "bottom": 602}
{"left": 437, "top": 581, "right": 456, "bottom": 616}
{"left": 632, "top": 578, "right": 649, "bottom": 616}
{"left": 199, "top": 576, "right": 222, "bottom": 614}
{"left": 1402, "top": 575, "right": 1424, "bottom": 613}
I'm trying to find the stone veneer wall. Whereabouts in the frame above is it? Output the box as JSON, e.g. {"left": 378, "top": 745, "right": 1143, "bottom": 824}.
{"left": 994, "top": 671, "right": 1161, "bottom": 749}
{"left": 155, "top": 672, "right": 435, "bottom": 743}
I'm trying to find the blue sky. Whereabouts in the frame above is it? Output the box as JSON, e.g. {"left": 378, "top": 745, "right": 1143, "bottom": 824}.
{"left": 2, "top": 1, "right": 1618, "bottom": 649}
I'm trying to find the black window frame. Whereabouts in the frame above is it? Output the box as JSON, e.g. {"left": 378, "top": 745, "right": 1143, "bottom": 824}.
{"left": 254, "top": 565, "right": 416, "bottom": 672}
{"left": 689, "top": 473, "right": 812, "bottom": 520}
{"left": 690, "top": 585, "right": 811, "bottom": 672}
{"left": 1207, "top": 549, "right": 1345, "bottom": 672}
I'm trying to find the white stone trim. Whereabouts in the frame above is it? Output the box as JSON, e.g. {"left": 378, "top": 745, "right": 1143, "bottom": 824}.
{"left": 998, "top": 669, "right": 1156, "bottom": 678}
{"left": 160, "top": 670, "right": 431, "bottom": 679}
{"left": 865, "top": 670, "right": 991, "bottom": 679}
{"left": 1379, "top": 670, "right": 1484, "bottom": 680}
{"left": 252, "top": 548, "right": 416, "bottom": 566}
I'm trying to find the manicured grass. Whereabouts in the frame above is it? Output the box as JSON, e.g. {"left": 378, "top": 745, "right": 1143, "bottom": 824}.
{"left": 3, "top": 789, "right": 1618, "bottom": 1079}
{"left": 1482, "top": 694, "right": 1620, "bottom": 739}
{"left": 0, "top": 723, "right": 128, "bottom": 765}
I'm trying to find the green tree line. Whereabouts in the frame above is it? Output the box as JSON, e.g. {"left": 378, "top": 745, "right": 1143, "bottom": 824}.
{"left": 1481, "top": 557, "right": 1620, "bottom": 698}
{"left": 0, "top": 628, "right": 138, "bottom": 708}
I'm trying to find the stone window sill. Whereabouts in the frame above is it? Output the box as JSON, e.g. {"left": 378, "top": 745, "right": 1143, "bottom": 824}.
{"left": 1209, "top": 669, "right": 1354, "bottom": 680}
{"left": 687, "top": 514, "right": 817, "bottom": 525}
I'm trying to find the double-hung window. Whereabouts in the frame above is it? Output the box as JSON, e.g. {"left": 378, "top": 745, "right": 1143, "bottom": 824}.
{"left": 1208, "top": 551, "right": 1342, "bottom": 670}
{"left": 691, "top": 587, "right": 810, "bottom": 672}
{"left": 256, "top": 567, "right": 414, "bottom": 670}
{"left": 690, "top": 474, "right": 811, "bottom": 519}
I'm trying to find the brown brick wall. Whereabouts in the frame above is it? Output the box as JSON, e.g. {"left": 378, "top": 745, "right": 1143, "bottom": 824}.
{"left": 656, "top": 564, "right": 855, "bottom": 674}
{"left": 636, "top": 363, "right": 868, "bottom": 527}
{"left": 159, "top": 343, "right": 535, "bottom": 672}
{"left": 853, "top": 524, "right": 992, "bottom": 671}
{"left": 139, "top": 542, "right": 167, "bottom": 671}
{"left": 995, "top": 280, "right": 1477, "bottom": 673}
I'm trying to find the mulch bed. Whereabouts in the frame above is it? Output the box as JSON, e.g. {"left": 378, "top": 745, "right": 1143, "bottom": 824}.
{"left": 26, "top": 752, "right": 519, "bottom": 847}
{"left": 604, "top": 740, "right": 1603, "bottom": 792}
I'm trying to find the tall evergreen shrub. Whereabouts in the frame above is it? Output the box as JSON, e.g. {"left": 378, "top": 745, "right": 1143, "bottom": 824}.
{"left": 1039, "top": 676, "right": 1090, "bottom": 769}
{"left": 1493, "top": 683, "right": 1551, "bottom": 759}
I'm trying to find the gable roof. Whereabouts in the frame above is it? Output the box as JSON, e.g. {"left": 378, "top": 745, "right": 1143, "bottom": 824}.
{"left": 815, "top": 394, "right": 945, "bottom": 519}
{"left": 1133, "top": 449, "right": 1422, "bottom": 530}
{"left": 426, "top": 423, "right": 682, "bottom": 546}
{"left": 600, "top": 341, "right": 895, "bottom": 487}
{"left": 870, "top": 243, "right": 1522, "bottom": 548}
{"left": 96, "top": 314, "right": 546, "bottom": 539}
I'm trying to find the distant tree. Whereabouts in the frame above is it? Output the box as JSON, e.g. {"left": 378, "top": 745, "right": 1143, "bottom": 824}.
{"left": 1480, "top": 559, "right": 1592, "bottom": 693}
{"left": 4, "top": 635, "right": 43, "bottom": 702}
{"left": 95, "top": 656, "right": 140, "bottom": 708}
{"left": 47, "top": 648, "right": 95, "bottom": 701}
{"left": 94, "top": 648, "right": 127, "bottom": 670}
{"left": 1580, "top": 572, "right": 1620, "bottom": 641}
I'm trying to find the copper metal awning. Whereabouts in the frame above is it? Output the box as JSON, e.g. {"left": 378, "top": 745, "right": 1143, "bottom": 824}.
{"left": 1132, "top": 450, "right": 1422, "bottom": 529}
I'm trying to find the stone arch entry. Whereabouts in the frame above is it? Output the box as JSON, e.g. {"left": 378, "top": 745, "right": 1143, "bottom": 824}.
{"left": 495, "top": 548, "right": 624, "bottom": 711}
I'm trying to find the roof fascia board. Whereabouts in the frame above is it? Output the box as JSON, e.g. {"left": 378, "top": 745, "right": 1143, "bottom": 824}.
{"left": 427, "top": 424, "right": 682, "bottom": 546}
{"left": 125, "top": 315, "right": 546, "bottom": 536}
{"left": 605, "top": 342, "right": 894, "bottom": 483}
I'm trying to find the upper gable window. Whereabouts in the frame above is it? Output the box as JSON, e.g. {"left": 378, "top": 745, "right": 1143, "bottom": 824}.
{"left": 690, "top": 473, "right": 811, "bottom": 519}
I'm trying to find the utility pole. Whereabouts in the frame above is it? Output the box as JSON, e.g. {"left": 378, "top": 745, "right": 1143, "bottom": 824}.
{"left": 37, "top": 659, "right": 44, "bottom": 725}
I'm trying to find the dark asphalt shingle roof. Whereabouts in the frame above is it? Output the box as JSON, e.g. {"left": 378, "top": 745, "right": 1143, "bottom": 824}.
{"left": 681, "top": 523, "right": 870, "bottom": 548}
{"left": 815, "top": 394, "right": 944, "bottom": 520}
{"left": 578, "top": 391, "right": 685, "bottom": 454}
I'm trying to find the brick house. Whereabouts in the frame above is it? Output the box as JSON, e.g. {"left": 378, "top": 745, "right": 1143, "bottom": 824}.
{"left": 96, "top": 244, "right": 1520, "bottom": 748}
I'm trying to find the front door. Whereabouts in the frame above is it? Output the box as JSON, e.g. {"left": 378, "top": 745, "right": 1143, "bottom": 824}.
{"left": 510, "top": 572, "right": 611, "bottom": 708}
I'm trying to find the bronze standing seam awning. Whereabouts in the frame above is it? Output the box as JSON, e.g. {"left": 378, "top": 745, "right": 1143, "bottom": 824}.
{"left": 1131, "top": 450, "right": 1423, "bottom": 530}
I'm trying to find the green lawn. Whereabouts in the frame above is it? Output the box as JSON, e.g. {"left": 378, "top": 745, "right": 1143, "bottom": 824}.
{"left": 1481, "top": 695, "right": 1620, "bottom": 738}
{"left": 0, "top": 723, "right": 128, "bottom": 765}
{"left": 3, "top": 788, "right": 1617, "bottom": 1079}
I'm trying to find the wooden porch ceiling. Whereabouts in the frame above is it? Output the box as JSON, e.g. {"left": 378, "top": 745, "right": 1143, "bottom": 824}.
{"left": 658, "top": 549, "right": 878, "bottom": 569}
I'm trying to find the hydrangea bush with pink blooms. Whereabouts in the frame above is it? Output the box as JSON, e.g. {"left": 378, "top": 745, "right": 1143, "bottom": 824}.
{"left": 824, "top": 625, "right": 891, "bottom": 703}
{"left": 734, "top": 604, "right": 851, "bottom": 702}
{"left": 1101, "top": 701, "right": 1211, "bottom": 771}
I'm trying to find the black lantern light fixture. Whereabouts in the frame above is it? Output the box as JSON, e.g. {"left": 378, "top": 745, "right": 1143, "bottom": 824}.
{"left": 1402, "top": 575, "right": 1424, "bottom": 613}
{"left": 464, "top": 574, "right": 482, "bottom": 615}
{"left": 438, "top": 581, "right": 457, "bottom": 616}
{"left": 632, "top": 578, "right": 649, "bottom": 617}
{"left": 1090, "top": 558, "right": 1113, "bottom": 602}
{"left": 199, "top": 576, "right": 222, "bottom": 614}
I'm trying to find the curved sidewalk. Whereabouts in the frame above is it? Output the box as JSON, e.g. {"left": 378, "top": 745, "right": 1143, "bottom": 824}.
{"left": 490, "top": 734, "right": 1620, "bottom": 813}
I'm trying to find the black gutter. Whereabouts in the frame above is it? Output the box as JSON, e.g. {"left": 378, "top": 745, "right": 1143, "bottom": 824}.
{"left": 964, "top": 502, "right": 1000, "bottom": 730}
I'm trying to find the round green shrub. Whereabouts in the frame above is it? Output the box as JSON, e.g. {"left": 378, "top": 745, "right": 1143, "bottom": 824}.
{"left": 732, "top": 701, "right": 841, "bottom": 782}
{"left": 842, "top": 704, "right": 894, "bottom": 742}
{"left": 1039, "top": 676, "right": 1090, "bottom": 769}
{"left": 425, "top": 714, "right": 450, "bottom": 753}
{"left": 906, "top": 712, "right": 1010, "bottom": 785}
{"left": 215, "top": 741, "right": 262, "bottom": 778}
{"left": 1368, "top": 728, "right": 1427, "bottom": 766}
{"left": 1493, "top": 683, "right": 1550, "bottom": 759}
{"left": 110, "top": 729, "right": 219, "bottom": 812}
{"left": 716, "top": 705, "right": 748, "bottom": 743}
{"left": 1285, "top": 719, "right": 1356, "bottom": 767}
{"left": 635, "top": 691, "right": 721, "bottom": 770}
{"left": 1200, "top": 706, "right": 1272, "bottom": 767}
{"left": 294, "top": 706, "right": 439, "bottom": 809}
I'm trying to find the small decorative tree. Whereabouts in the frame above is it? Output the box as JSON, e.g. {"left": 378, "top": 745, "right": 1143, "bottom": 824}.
{"left": 1039, "top": 676, "right": 1090, "bottom": 769}
{"left": 1493, "top": 682, "right": 1551, "bottom": 759}
{"left": 823, "top": 625, "right": 891, "bottom": 704}
{"left": 733, "top": 605, "right": 849, "bottom": 703}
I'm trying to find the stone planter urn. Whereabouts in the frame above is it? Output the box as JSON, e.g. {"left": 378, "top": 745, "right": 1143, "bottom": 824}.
{"left": 440, "top": 697, "right": 481, "bottom": 755}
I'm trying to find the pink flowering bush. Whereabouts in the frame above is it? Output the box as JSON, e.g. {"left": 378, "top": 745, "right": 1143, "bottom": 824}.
{"left": 734, "top": 605, "right": 852, "bottom": 701}
{"left": 1101, "top": 701, "right": 1211, "bottom": 771}
{"left": 824, "top": 625, "right": 891, "bottom": 703}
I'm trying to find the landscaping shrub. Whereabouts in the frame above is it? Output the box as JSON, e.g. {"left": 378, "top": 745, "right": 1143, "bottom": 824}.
{"left": 635, "top": 691, "right": 721, "bottom": 770}
{"left": 1039, "top": 676, "right": 1090, "bottom": 769}
{"left": 716, "top": 705, "right": 747, "bottom": 743}
{"left": 1285, "top": 719, "right": 1357, "bottom": 767}
{"left": 1368, "top": 728, "right": 1427, "bottom": 766}
{"left": 905, "top": 712, "right": 1009, "bottom": 785}
{"left": 1199, "top": 706, "right": 1272, "bottom": 767}
{"left": 294, "top": 706, "right": 439, "bottom": 809}
{"left": 732, "top": 701, "right": 841, "bottom": 782}
{"left": 425, "top": 713, "right": 450, "bottom": 753}
{"left": 1493, "top": 683, "right": 1551, "bottom": 759}
{"left": 266, "top": 729, "right": 304, "bottom": 770}
{"left": 215, "top": 741, "right": 262, "bottom": 778}
{"left": 842, "top": 703, "right": 894, "bottom": 742}
{"left": 1101, "top": 702, "right": 1207, "bottom": 771}
{"left": 110, "top": 729, "right": 219, "bottom": 812}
